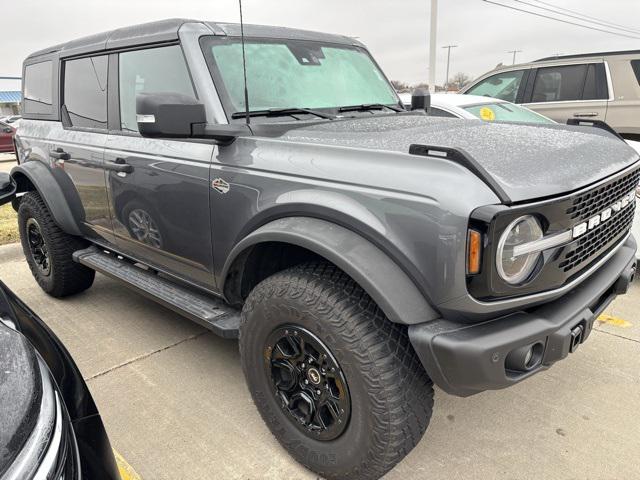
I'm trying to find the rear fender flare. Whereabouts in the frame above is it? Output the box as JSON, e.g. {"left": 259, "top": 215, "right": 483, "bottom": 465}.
{"left": 11, "top": 161, "right": 84, "bottom": 236}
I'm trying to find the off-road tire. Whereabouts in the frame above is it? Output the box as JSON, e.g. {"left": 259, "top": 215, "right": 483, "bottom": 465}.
{"left": 18, "top": 192, "right": 95, "bottom": 297}
{"left": 240, "top": 262, "right": 434, "bottom": 480}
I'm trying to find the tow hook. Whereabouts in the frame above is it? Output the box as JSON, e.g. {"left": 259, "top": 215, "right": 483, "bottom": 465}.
{"left": 614, "top": 262, "right": 636, "bottom": 295}
{"left": 569, "top": 324, "right": 584, "bottom": 353}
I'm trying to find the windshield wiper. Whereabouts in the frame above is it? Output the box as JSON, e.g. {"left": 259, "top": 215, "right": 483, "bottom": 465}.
{"left": 338, "top": 103, "right": 404, "bottom": 113}
{"left": 231, "top": 107, "right": 335, "bottom": 120}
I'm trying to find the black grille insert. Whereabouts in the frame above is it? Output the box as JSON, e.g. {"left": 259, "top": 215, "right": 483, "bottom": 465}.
{"left": 560, "top": 203, "right": 635, "bottom": 273}
{"left": 566, "top": 168, "right": 640, "bottom": 221}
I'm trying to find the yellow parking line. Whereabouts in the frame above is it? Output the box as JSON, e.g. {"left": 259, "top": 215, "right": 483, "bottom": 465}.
{"left": 597, "top": 314, "right": 633, "bottom": 328}
{"left": 114, "top": 450, "right": 142, "bottom": 480}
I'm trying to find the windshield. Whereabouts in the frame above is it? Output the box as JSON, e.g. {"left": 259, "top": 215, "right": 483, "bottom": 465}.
{"left": 463, "top": 102, "right": 555, "bottom": 124}
{"left": 201, "top": 37, "right": 399, "bottom": 117}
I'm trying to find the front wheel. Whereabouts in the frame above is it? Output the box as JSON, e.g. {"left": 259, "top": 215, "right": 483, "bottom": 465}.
{"left": 239, "top": 263, "right": 434, "bottom": 480}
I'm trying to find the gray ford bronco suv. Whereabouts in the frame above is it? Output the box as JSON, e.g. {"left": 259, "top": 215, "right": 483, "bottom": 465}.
{"left": 1, "top": 18, "right": 638, "bottom": 480}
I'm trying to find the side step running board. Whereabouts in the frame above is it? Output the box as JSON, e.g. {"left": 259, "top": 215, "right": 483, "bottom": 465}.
{"left": 73, "top": 247, "right": 240, "bottom": 339}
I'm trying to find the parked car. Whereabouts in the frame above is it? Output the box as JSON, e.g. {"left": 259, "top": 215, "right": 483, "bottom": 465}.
{"left": 399, "top": 92, "right": 555, "bottom": 123}
{"left": 460, "top": 49, "right": 640, "bottom": 139}
{"left": 0, "top": 121, "right": 15, "bottom": 153}
{"left": 0, "top": 115, "right": 22, "bottom": 124}
{"left": 4, "top": 19, "right": 639, "bottom": 480}
{"left": 0, "top": 218, "right": 120, "bottom": 479}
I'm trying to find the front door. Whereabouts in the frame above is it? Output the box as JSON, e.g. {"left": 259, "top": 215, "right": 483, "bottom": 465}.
{"left": 105, "top": 45, "right": 215, "bottom": 288}
{"left": 48, "top": 54, "right": 113, "bottom": 241}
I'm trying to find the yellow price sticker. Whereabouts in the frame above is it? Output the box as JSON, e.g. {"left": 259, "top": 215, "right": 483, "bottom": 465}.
{"left": 479, "top": 107, "right": 496, "bottom": 121}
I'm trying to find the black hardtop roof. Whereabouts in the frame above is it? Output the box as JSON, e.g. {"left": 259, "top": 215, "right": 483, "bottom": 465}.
{"left": 25, "top": 18, "right": 362, "bottom": 62}
{"left": 535, "top": 49, "right": 640, "bottom": 62}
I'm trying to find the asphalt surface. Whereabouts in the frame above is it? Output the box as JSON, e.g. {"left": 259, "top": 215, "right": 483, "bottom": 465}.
{"left": 0, "top": 192, "right": 639, "bottom": 479}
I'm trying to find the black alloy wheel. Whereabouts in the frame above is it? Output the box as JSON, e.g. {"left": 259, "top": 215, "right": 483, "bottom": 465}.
{"left": 26, "top": 218, "right": 51, "bottom": 276}
{"left": 265, "top": 325, "right": 351, "bottom": 441}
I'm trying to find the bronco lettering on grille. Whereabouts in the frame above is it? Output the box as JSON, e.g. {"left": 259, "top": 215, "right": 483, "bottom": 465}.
{"left": 572, "top": 190, "right": 636, "bottom": 239}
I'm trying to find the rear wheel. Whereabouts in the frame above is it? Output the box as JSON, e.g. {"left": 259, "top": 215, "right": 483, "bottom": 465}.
{"left": 18, "top": 192, "right": 95, "bottom": 297}
{"left": 240, "top": 262, "right": 434, "bottom": 480}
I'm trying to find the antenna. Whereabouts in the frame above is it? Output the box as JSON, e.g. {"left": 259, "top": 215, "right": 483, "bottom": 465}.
{"left": 239, "top": 0, "right": 250, "bottom": 125}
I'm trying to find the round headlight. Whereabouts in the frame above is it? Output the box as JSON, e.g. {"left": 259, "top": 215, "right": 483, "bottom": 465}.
{"left": 496, "top": 215, "right": 543, "bottom": 285}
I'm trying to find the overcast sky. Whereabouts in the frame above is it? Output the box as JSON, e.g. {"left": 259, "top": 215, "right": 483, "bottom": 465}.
{"left": 2, "top": 0, "right": 640, "bottom": 91}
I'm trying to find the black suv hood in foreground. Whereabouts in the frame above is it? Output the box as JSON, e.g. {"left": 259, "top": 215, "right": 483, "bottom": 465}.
{"left": 0, "top": 323, "right": 41, "bottom": 476}
{"left": 278, "top": 115, "right": 639, "bottom": 203}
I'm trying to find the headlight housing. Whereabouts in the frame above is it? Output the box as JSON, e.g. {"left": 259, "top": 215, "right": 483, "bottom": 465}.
{"left": 496, "top": 215, "right": 543, "bottom": 284}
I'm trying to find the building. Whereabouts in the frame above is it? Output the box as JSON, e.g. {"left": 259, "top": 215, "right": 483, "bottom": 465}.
{"left": 0, "top": 77, "right": 22, "bottom": 116}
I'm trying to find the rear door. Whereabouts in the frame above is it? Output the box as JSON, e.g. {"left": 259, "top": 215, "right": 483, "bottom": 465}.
{"left": 104, "top": 44, "right": 216, "bottom": 289}
{"left": 522, "top": 62, "right": 609, "bottom": 123}
{"left": 45, "top": 55, "right": 114, "bottom": 241}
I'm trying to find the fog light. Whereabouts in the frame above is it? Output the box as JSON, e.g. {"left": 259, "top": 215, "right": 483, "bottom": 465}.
{"left": 505, "top": 342, "right": 544, "bottom": 372}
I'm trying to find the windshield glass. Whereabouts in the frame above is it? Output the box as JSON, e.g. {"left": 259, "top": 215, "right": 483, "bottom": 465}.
{"left": 463, "top": 102, "right": 555, "bottom": 124}
{"left": 202, "top": 37, "right": 399, "bottom": 116}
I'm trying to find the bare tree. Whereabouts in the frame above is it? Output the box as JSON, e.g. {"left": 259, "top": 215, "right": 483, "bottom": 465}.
{"left": 449, "top": 72, "right": 471, "bottom": 91}
{"left": 391, "top": 80, "right": 410, "bottom": 92}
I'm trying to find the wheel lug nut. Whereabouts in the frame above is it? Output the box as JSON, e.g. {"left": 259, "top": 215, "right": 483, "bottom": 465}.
{"left": 316, "top": 390, "right": 321, "bottom": 395}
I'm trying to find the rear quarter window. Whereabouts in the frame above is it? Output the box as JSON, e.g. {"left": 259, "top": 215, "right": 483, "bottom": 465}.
{"left": 23, "top": 61, "right": 53, "bottom": 115}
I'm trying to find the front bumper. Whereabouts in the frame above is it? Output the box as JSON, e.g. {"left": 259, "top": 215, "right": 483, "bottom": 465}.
{"left": 409, "top": 235, "right": 637, "bottom": 397}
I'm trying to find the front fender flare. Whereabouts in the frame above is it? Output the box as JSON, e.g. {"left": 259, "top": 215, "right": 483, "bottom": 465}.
{"left": 222, "top": 217, "right": 440, "bottom": 325}
{"left": 11, "top": 162, "right": 84, "bottom": 236}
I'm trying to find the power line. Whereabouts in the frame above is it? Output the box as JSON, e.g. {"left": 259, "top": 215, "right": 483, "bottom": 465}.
{"left": 517, "top": 0, "right": 640, "bottom": 36}
{"left": 528, "top": 0, "right": 640, "bottom": 35}
{"left": 482, "top": 0, "right": 640, "bottom": 40}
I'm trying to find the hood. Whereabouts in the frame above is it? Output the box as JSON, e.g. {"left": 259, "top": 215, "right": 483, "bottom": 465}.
{"left": 0, "top": 322, "right": 41, "bottom": 476}
{"left": 277, "top": 115, "right": 640, "bottom": 203}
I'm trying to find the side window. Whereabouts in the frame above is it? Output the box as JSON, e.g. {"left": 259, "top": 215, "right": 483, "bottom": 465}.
{"left": 465, "top": 70, "right": 525, "bottom": 103}
{"left": 119, "top": 45, "right": 195, "bottom": 132}
{"left": 531, "top": 64, "right": 592, "bottom": 103}
{"left": 23, "top": 61, "right": 53, "bottom": 115}
{"left": 429, "top": 107, "right": 457, "bottom": 118}
{"left": 63, "top": 56, "right": 108, "bottom": 129}
{"left": 631, "top": 60, "right": 640, "bottom": 86}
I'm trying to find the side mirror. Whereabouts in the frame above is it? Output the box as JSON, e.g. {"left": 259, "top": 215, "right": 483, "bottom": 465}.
{"left": 0, "top": 172, "right": 16, "bottom": 207}
{"left": 411, "top": 89, "right": 431, "bottom": 112}
{"left": 136, "top": 92, "right": 207, "bottom": 138}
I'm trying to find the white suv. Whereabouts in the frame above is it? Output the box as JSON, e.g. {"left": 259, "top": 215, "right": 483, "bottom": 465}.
{"left": 460, "top": 50, "right": 640, "bottom": 139}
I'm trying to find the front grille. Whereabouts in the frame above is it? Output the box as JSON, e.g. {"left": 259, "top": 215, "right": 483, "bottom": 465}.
{"left": 559, "top": 203, "right": 635, "bottom": 272}
{"left": 566, "top": 168, "right": 640, "bottom": 221}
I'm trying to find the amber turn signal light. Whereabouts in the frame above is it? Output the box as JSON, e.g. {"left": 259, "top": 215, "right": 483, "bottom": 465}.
{"left": 467, "top": 229, "right": 482, "bottom": 275}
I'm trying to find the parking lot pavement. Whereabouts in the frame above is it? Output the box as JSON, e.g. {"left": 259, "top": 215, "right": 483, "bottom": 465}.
{"left": 0, "top": 241, "right": 639, "bottom": 480}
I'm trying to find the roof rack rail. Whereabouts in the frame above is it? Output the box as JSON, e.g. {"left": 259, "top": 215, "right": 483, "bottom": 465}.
{"left": 535, "top": 49, "right": 640, "bottom": 62}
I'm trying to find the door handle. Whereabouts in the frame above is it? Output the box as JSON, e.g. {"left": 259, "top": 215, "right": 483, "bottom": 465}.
{"left": 105, "top": 158, "right": 133, "bottom": 173}
{"left": 50, "top": 148, "right": 70, "bottom": 161}
{"left": 573, "top": 112, "right": 598, "bottom": 118}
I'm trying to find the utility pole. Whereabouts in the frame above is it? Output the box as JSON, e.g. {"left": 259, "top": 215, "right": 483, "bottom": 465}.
{"left": 508, "top": 49, "right": 522, "bottom": 65}
{"left": 442, "top": 45, "right": 458, "bottom": 89}
{"left": 428, "top": 0, "right": 438, "bottom": 93}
